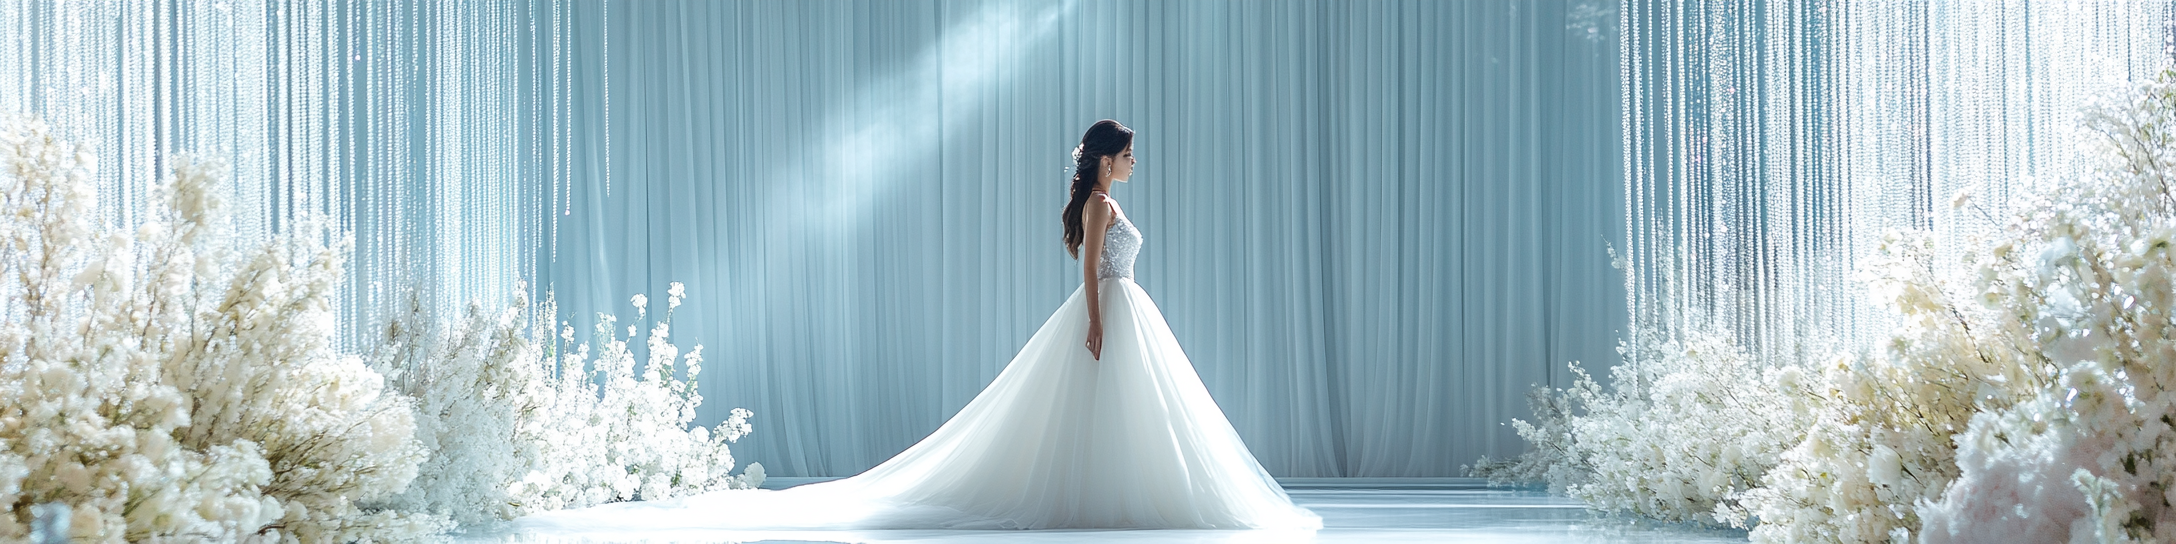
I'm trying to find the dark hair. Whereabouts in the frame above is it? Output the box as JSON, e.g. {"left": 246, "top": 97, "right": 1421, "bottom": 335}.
{"left": 1063, "top": 120, "right": 1134, "bottom": 259}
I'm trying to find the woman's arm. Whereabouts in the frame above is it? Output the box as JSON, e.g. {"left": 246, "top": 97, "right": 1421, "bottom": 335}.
{"left": 1081, "top": 194, "right": 1112, "bottom": 360}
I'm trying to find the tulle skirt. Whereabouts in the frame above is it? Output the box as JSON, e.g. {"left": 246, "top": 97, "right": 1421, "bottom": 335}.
{"left": 509, "top": 278, "right": 1321, "bottom": 533}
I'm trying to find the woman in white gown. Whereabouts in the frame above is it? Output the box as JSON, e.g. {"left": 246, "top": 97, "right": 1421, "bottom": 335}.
{"left": 512, "top": 120, "right": 1319, "bottom": 534}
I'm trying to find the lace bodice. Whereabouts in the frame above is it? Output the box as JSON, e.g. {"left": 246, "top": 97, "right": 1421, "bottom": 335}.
{"left": 1098, "top": 205, "right": 1141, "bottom": 280}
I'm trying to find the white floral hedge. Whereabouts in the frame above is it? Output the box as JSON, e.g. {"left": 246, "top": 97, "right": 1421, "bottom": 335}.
{"left": 1478, "top": 72, "right": 2176, "bottom": 543}
{"left": 0, "top": 119, "right": 759, "bottom": 542}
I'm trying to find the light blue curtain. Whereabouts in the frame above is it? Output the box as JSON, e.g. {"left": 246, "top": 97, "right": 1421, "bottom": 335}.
{"left": 543, "top": 0, "right": 1624, "bottom": 478}
{"left": 0, "top": 0, "right": 1622, "bottom": 479}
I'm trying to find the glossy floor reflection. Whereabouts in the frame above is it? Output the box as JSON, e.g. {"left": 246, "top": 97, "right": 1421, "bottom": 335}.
{"left": 470, "top": 478, "right": 1750, "bottom": 543}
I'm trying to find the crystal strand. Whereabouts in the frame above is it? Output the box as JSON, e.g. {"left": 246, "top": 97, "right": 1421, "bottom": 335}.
{"left": 480, "top": 2, "right": 493, "bottom": 306}
{"left": 535, "top": 0, "right": 551, "bottom": 265}
{"left": 554, "top": 0, "right": 566, "bottom": 261}
{"left": 493, "top": 0, "right": 504, "bottom": 298}
{"left": 308, "top": 0, "right": 320, "bottom": 226}
{"left": 446, "top": 0, "right": 460, "bottom": 307}
{"left": 192, "top": 1, "right": 205, "bottom": 162}
{"left": 494, "top": 2, "right": 507, "bottom": 304}
{"left": 1666, "top": 0, "right": 1683, "bottom": 335}
{"left": 448, "top": 0, "right": 458, "bottom": 307}
{"left": 1626, "top": 0, "right": 1642, "bottom": 357}
{"left": 468, "top": 0, "right": 477, "bottom": 308}
{"left": 392, "top": 0, "right": 403, "bottom": 322}
{"left": 484, "top": 3, "right": 496, "bottom": 302}
{"left": 461, "top": 0, "right": 474, "bottom": 307}
{"left": 230, "top": 0, "right": 246, "bottom": 241}
{"left": 536, "top": 0, "right": 552, "bottom": 264}
{"left": 248, "top": 0, "right": 268, "bottom": 243}
{"left": 557, "top": 0, "right": 565, "bottom": 217}
{"left": 485, "top": 3, "right": 497, "bottom": 301}
{"left": 480, "top": 1, "right": 490, "bottom": 305}
{"left": 80, "top": 1, "right": 98, "bottom": 230}
{"left": 0, "top": 1, "right": 19, "bottom": 115}
{"left": 134, "top": 1, "right": 148, "bottom": 223}
{"left": 441, "top": 0, "right": 456, "bottom": 309}
{"left": 470, "top": 0, "right": 482, "bottom": 289}
{"left": 335, "top": 0, "right": 349, "bottom": 348}
{"left": 98, "top": 2, "right": 116, "bottom": 231}
{"left": 155, "top": 1, "right": 169, "bottom": 215}
{"left": 521, "top": 0, "right": 536, "bottom": 282}
{"left": 455, "top": 0, "right": 467, "bottom": 307}
{"left": 445, "top": 0, "right": 456, "bottom": 309}
{"left": 280, "top": 0, "right": 294, "bottom": 233}
{"left": 496, "top": 1, "right": 502, "bottom": 298}
{"left": 285, "top": 0, "right": 299, "bottom": 230}
{"left": 492, "top": 1, "right": 503, "bottom": 302}
{"left": 368, "top": 0, "right": 385, "bottom": 326}
{"left": 504, "top": 2, "right": 519, "bottom": 297}
{"left": 472, "top": 1, "right": 482, "bottom": 304}
{"left": 603, "top": 0, "right": 611, "bottom": 197}
{"left": 47, "top": 1, "right": 64, "bottom": 152}
{"left": 399, "top": 0, "right": 411, "bottom": 312}
{"left": 399, "top": 0, "right": 413, "bottom": 313}
{"left": 39, "top": 0, "right": 49, "bottom": 131}
{"left": 123, "top": 2, "right": 140, "bottom": 229}
{"left": 482, "top": 1, "right": 492, "bottom": 305}
{"left": 509, "top": 2, "right": 521, "bottom": 298}
{"left": 557, "top": 0, "right": 565, "bottom": 241}
{"left": 278, "top": 0, "right": 292, "bottom": 235}
{"left": 316, "top": 0, "right": 331, "bottom": 231}
{"left": 433, "top": 0, "right": 445, "bottom": 310}
{"left": 304, "top": 0, "right": 319, "bottom": 230}
{"left": 381, "top": 0, "right": 395, "bottom": 337}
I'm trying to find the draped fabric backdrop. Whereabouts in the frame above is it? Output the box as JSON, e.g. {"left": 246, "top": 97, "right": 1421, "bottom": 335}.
{"left": 1621, "top": 1, "right": 2175, "bottom": 367}
{"left": 0, "top": 0, "right": 1624, "bottom": 480}
{"left": 545, "top": 0, "right": 1624, "bottom": 478}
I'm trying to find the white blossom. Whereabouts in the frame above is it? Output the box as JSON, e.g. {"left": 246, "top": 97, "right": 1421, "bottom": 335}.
{"left": 0, "top": 119, "right": 443, "bottom": 542}
{"left": 1486, "top": 70, "right": 2176, "bottom": 544}
{"left": 373, "top": 282, "right": 762, "bottom": 526}
{"left": 1470, "top": 323, "right": 1800, "bottom": 526}
{"left": 0, "top": 116, "right": 765, "bottom": 542}
{"left": 1917, "top": 70, "right": 2176, "bottom": 544}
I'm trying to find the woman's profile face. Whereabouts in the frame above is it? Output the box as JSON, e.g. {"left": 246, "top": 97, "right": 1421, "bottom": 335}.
{"left": 1108, "top": 143, "right": 1136, "bottom": 183}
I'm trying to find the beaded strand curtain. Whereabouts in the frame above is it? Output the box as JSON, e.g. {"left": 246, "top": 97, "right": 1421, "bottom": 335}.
{"left": 0, "top": 0, "right": 597, "bottom": 349}
{"left": 1622, "top": 0, "right": 2175, "bottom": 366}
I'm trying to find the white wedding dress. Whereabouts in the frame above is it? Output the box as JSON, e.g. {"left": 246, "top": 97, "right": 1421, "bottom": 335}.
{"left": 510, "top": 200, "right": 1320, "bottom": 534}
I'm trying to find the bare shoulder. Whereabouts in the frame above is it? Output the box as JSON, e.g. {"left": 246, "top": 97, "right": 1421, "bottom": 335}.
{"left": 1084, "top": 193, "right": 1116, "bottom": 221}
{"left": 1097, "top": 194, "right": 1125, "bottom": 223}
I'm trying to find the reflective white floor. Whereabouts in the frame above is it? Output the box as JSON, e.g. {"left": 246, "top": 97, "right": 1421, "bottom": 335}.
{"left": 466, "top": 478, "right": 1751, "bottom": 544}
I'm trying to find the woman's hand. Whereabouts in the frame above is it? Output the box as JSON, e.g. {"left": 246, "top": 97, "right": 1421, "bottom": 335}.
{"left": 1085, "top": 319, "right": 1103, "bottom": 360}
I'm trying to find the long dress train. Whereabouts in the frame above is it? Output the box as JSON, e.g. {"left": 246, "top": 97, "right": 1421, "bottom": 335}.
{"left": 509, "top": 200, "right": 1320, "bottom": 533}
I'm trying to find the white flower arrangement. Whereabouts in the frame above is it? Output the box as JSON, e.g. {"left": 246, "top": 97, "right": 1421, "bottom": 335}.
{"left": 1915, "top": 70, "right": 2176, "bottom": 543}
{"left": 1471, "top": 320, "right": 1800, "bottom": 526}
{"left": 371, "top": 281, "right": 762, "bottom": 526}
{"left": 1489, "top": 71, "right": 2176, "bottom": 543}
{"left": 0, "top": 118, "right": 445, "bottom": 542}
{"left": 0, "top": 117, "right": 762, "bottom": 542}
{"left": 1731, "top": 228, "right": 2038, "bottom": 543}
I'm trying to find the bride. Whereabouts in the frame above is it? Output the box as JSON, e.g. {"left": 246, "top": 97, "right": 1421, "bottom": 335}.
{"left": 511, "top": 120, "right": 1320, "bottom": 534}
